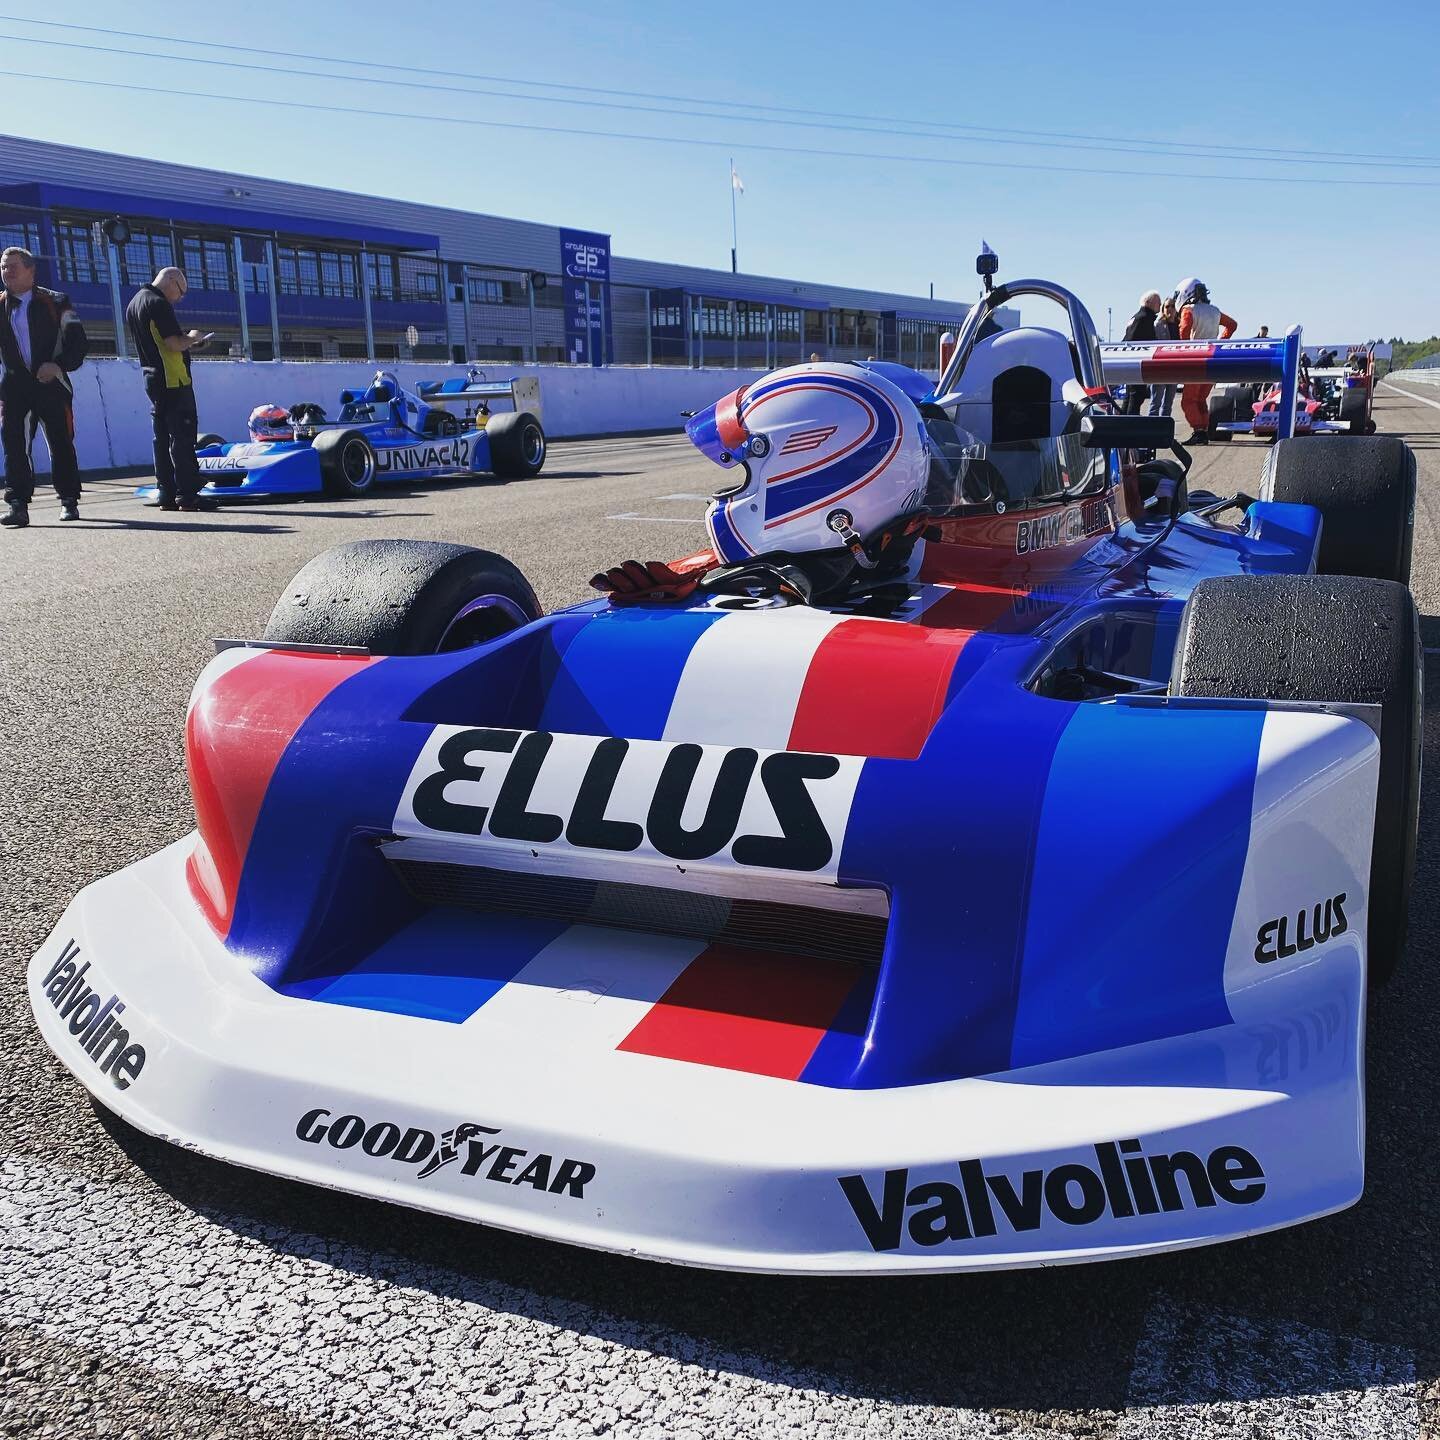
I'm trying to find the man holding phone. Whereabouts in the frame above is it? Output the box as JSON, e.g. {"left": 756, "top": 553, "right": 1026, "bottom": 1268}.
{"left": 125, "top": 266, "right": 215, "bottom": 511}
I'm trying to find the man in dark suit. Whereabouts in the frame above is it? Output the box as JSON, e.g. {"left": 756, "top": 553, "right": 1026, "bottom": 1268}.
{"left": 0, "top": 246, "right": 88, "bottom": 528}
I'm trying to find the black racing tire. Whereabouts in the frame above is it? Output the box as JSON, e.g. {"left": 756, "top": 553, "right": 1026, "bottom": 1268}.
{"left": 1209, "top": 428, "right": 1235, "bottom": 444}
{"left": 1340, "top": 386, "right": 1371, "bottom": 432}
{"left": 1170, "top": 573, "right": 1421, "bottom": 984}
{"left": 485, "top": 411, "right": 547, "bottom": 478}
{"left": 262, "top": 539, "right": 542, "bottom": 654}
{"left": 196, "top": 433, "right": 224, "bottom": 450}
{"left": 1261, "top": 434, "right": 1415, "bottom": 583}
{"left": 1208, "top": 385, "right": 1256, "bottom": 434}
{"left": 313, "top": 427, "right": 379, "bottom": 498}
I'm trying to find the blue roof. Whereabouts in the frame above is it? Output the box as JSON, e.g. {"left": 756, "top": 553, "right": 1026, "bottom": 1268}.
{"left": 0, "top": 182, "right": 440, "bottom": 252}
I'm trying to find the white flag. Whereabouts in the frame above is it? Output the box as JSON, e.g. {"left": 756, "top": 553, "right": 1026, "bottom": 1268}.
{"left": 731, "top": 165, "right": 744, "bottom": 194}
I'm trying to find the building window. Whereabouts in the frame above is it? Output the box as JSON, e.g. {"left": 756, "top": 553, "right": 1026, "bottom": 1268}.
{"left": 0, "top": 216, "right": 40, "bottom": 256}
{"left": 178, "top": 233, "right": 232, "bottom": 291}
{"left": 117, "top": 227, "right": 173, "bottom": 287}
{"left": 53, "top": 221, "right": 104, "bottom": 285}
{"left": 277, "top": 244, "right": 364, "bottom": 299}
{"left": 466, "top": 276, "right": 505, "bottom": 305}
{"left": 365, "top": 252, "right": 398, "bottom": 301}
{"left": 399, "top": 256, "right": 440, "bottom": 303}
{"left": 693, "top": 298, "right": 733, "bottom": 338}
{"left": 650, "top": 303, "right": 681, "bottom": 331}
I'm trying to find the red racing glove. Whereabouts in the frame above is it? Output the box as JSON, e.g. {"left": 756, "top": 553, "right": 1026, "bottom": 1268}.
{"left": 589, "top": 559, "right": 703, "bottom": 605}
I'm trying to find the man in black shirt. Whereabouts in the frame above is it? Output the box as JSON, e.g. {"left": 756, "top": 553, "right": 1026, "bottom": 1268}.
{"left": 125, "top": 267, "right": 214, "bottom": 511}
{"left": 1, "top": 246, "right": 88, "bottom": 528}
{"left": 1121, "top": 290, "right": 1161, "bottom": 414}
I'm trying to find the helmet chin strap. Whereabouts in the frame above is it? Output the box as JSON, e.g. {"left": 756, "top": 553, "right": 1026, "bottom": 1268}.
{"left": 826, "top": 511, "right": 879, "bottom": 570}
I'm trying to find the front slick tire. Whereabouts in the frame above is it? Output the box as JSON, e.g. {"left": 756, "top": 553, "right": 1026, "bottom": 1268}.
{"left": 1170, "top": 572, "right": 1421, "bottom": 984}
{"left": 313, "top": 427, "right": 379, "bottom": 498}
{"left": 1261, "top": 434, "right": 1415, "bottom": 583}
{"left": 263, "top": 538, "right": 542, "bottom": 654}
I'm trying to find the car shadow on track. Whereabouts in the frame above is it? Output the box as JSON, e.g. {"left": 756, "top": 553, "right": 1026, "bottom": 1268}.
{"left": 92, "top": 669, "right": 1440, "bottom": 1421}
{"left": 67, "top": 518, "right": 295, "bottom": 535}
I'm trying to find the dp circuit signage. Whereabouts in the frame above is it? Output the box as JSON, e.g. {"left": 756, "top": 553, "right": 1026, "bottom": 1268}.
{"left": 560, "top": 228, "right": 611, "bottom": 366}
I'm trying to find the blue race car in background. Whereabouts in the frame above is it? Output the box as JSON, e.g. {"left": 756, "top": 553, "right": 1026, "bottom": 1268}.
{"left": 135, "top": 369, "right": 546, "bottom": 502}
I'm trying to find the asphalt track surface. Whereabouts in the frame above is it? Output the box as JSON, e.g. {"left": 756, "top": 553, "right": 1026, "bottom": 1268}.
{"left": 3, "top": 389, "right": 1439, "bottom": 1439}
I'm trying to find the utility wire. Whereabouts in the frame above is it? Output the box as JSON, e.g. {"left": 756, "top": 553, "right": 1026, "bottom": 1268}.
{"left": 20, "top": 30, "right": 1418, "bottom": 171}
{"left": 6, "top": 30, "right": 1435, "bottom": 173}
{"left": 5, "top": 66, "right": 1440, "bottom": 189}
{"left": 2, "top": 12, "right": 1438, "bottom": 171}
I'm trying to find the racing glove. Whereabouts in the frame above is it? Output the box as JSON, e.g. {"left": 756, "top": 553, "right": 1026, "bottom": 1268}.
{"left": 589, "top": 559, "right": 703, "bottom": 605}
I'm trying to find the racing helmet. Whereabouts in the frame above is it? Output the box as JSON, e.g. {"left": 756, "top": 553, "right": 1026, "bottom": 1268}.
{"left": 1173, "top": 276, "right": 1203, "bottom": 308}
{"left": 684, "top": 363, "right": 931, "bottom": 565}
{"left": 247, "top": 403, "right": 292, "bottom": 441}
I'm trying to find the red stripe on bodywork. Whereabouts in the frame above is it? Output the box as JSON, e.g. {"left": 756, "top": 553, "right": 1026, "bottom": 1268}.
{"left": 617, "top": 943, "right": 863, "bottom": 1080}
{"left": 917, "top": 581, "right": 1031, "bottom": 631}
{"left": 787, "top": 617, "right": 970, "bottom": 759}
{"left": 186, "top": 650, "right": 376, "bottom": 936}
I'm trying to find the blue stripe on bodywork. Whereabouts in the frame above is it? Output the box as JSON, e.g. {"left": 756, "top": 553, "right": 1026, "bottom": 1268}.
{"left": 797, "top": 962, "right": 879, "bottom": 1086}
{"left": 281, "top": 909, "right": 569, "bottom": 1023}
{"left": 537, "top": 605, "right": 729, "bottom": 739}
{"left": 1009, "top": 701, "right": 1264, "bottom": 1070}
{"left": 835, "top": 679, "right": 1080, "bottom": 1088}
{"left": 228, "top": 656, "right": 441, "bottom": 986}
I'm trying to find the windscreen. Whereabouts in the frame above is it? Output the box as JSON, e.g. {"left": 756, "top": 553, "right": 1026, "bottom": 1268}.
{"left": 922, "top": 418, "right": 1107, "bottom": 517}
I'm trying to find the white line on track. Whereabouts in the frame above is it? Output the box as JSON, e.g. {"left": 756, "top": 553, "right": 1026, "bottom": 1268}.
{"left": 1119, "top": 1294, "right": 1418, "bottom": 1439}
{"left": 605, "top": 513, "right": 704, "bottom": 523}
{"left": 654, "top": 493, "right": 709, "bottom": 502}
{"left": 1381, "top": 382, "right": 1440, "bottom": 412}
{"left": 0, "top": 1156, "right": 1040, "bottom": 1440}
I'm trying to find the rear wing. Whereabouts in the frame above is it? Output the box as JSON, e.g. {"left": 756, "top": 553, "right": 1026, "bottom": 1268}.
{"left": 1099, "top": 327, "right": 1303, "bottom": 440}
{"left": 416, "top": 373, "right": 543, "bottom": 423}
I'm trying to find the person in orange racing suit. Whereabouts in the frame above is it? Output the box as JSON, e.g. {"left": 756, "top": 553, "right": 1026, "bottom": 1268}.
{"left": 1177, "top": 281, "right": 1237, "bottom": 445}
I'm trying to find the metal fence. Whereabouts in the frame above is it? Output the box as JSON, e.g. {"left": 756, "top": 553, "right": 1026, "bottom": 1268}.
{"left": 0, "top": 200, "right": 957, "bottom": 370}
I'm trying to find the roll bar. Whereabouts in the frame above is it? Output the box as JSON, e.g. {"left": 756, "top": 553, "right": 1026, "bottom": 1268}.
{"left": 934, "top": 278, "right": 1108, "bottom": 399}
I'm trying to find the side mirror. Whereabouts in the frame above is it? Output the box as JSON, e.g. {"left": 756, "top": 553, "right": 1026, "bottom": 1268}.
{"left": 1080, "top": 413, "right": 1174, "bottom": 449}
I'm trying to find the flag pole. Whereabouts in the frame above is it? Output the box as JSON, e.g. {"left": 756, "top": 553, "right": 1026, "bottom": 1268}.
{"left": 730, "top": 156, "right": 738, "bottom": 273}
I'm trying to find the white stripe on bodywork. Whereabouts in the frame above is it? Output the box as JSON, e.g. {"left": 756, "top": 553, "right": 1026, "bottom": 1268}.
{"left": 661, "top": 606, "right": 851, "bottom": 747}
{"left": 460, "top": 925, "right": 706, "bottom": 1041}
{"left": 1221, "top": 708, "right": 1379, "bottom": 1028}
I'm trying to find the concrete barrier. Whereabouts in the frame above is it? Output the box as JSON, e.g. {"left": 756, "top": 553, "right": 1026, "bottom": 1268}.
{"left": 35, "top": 359, "right": 782, "bottom": 476}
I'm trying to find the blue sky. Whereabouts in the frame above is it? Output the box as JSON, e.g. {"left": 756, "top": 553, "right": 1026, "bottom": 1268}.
{"left": 3, "top": 1, "right": 1438, "bottom": 340}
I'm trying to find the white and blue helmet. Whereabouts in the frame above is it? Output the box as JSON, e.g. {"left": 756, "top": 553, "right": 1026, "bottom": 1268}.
{"left": 684, "top": 363, "right": 931, "bottom": 565}
{"left": 1174, "top": 276, "right": 1204, "bottom": 308}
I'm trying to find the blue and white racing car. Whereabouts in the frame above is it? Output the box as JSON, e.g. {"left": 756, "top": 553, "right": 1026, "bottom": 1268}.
{"left": 37, "top": 253, "right": 1419, "bottom": 1273}
{"left": 136, "top": 370, "right": 546, "bottom": 502}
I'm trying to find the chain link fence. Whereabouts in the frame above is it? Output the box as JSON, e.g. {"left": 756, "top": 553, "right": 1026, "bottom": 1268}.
{"left": 1, "top": 200, "right": 958, "bottom": 371}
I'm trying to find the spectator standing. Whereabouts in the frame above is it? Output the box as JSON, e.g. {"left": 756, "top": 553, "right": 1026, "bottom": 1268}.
{"left": 1256, "top": 325, "right": 1270, "bottom": 338}
{"left": 125, "top": 267, "right": 215, "bottom": 511}
{"left": 1177, "top": 281, "right": 1237, "bottom": 444}
{"left": 1148, "top": 297, "right": 1182, "bottom": 417}
{"left": 0, "top": 246, "right": 87, "bottom": 528}
{"left": 1121, "top": 291, "right": 1161, "bottom": 413}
